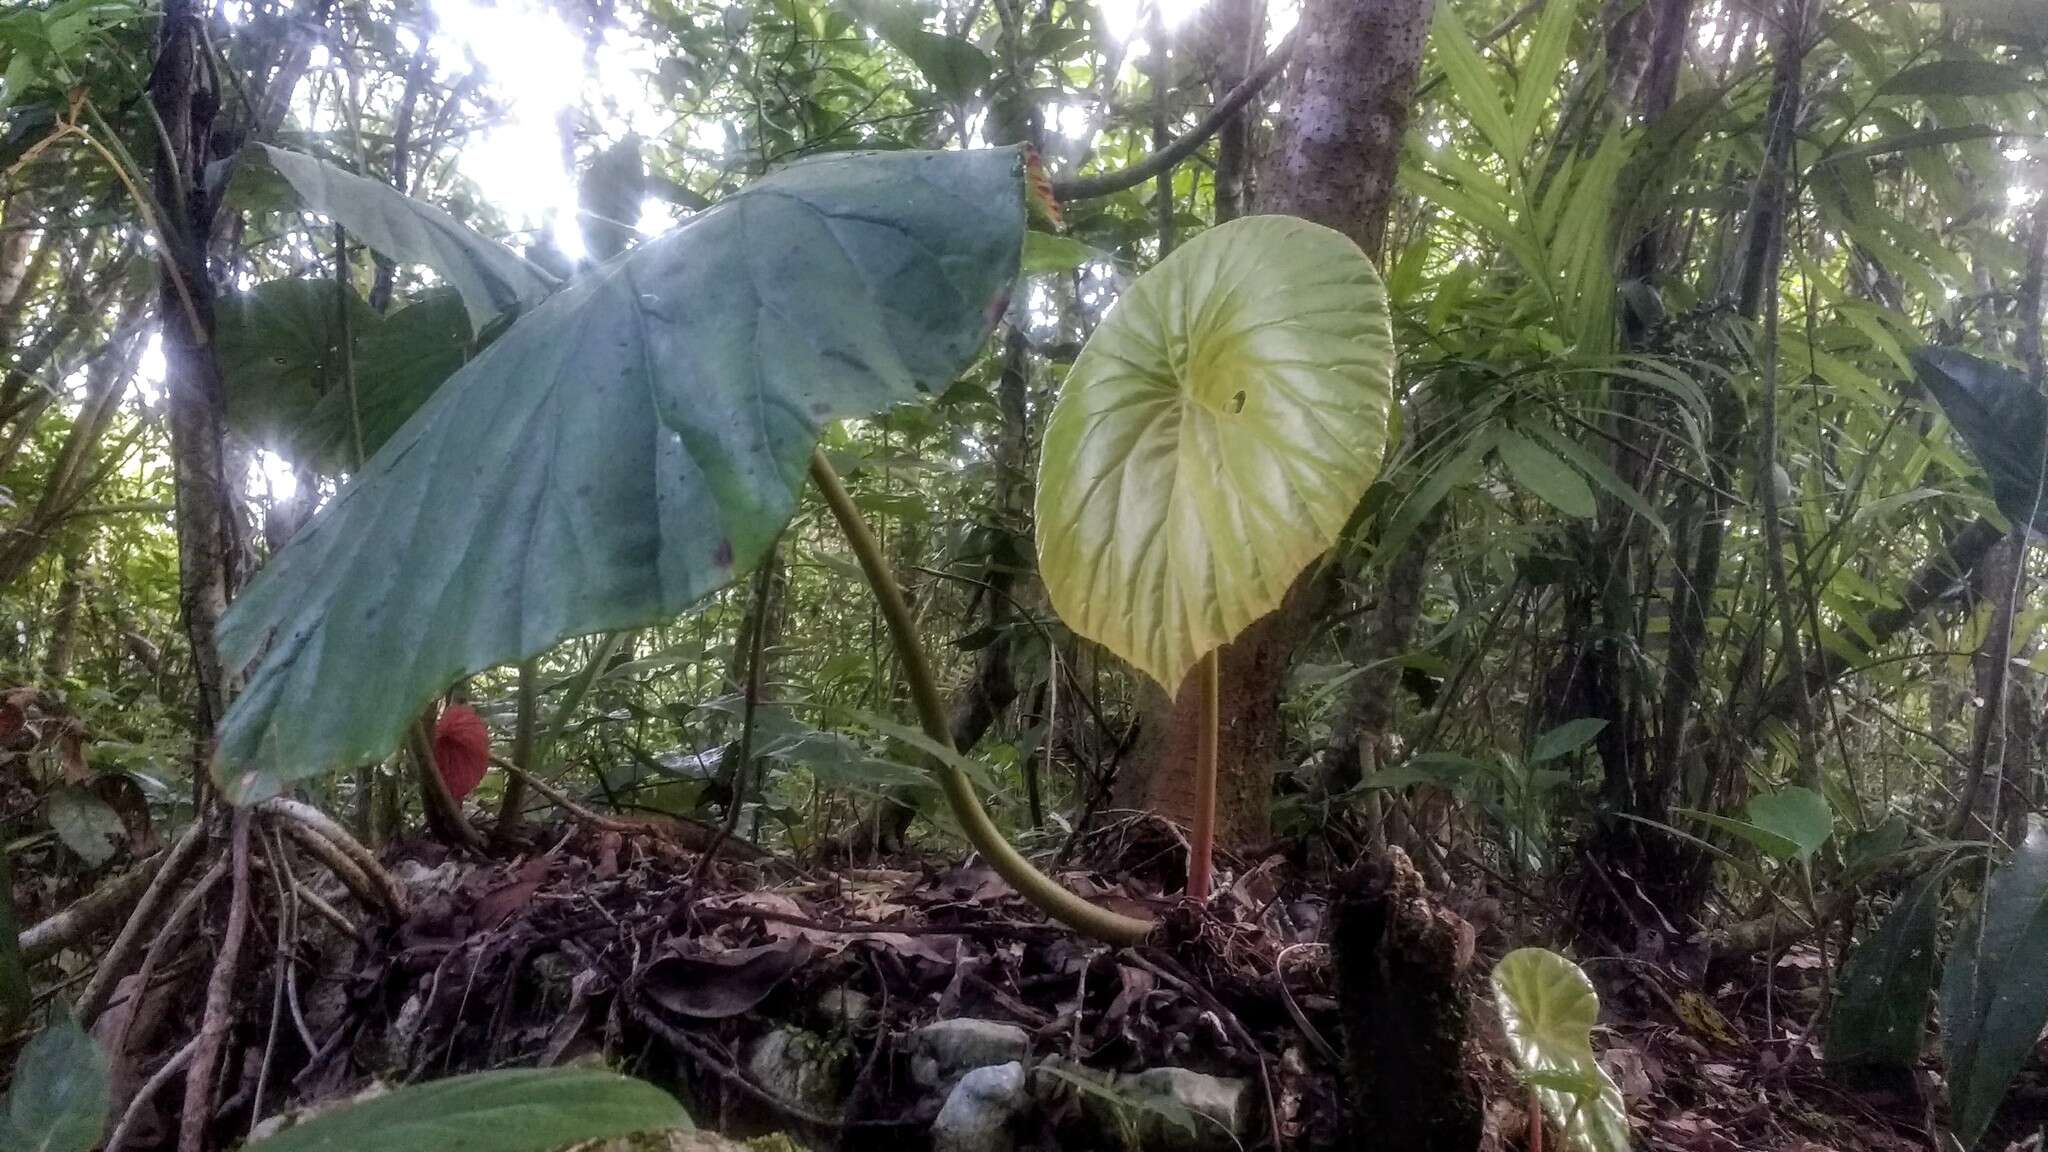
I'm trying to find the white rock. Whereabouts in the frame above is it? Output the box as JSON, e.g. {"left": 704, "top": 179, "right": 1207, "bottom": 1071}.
{"left": 932, "top": 1061, "right": 1030, "bottom": 1152}
{"left": 815, "top": 988, "right": 873, "bottom": 1031}
{"left": 908, "top": 1019, "right": 1031, "bottom": 1088}
{"left": 1120, "top": 1067, "right": 1249, "bottom": 1152}
{"left": 744, "top": 1027, "right": 846, "bottom": 1116}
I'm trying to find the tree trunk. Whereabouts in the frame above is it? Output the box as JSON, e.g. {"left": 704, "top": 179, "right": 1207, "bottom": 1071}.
{"left": 41, "top": 550, "right": 85, "bottom": 684}
{"left": 0, "top": 308, "right": 145, "bottom": 591}
{"left": 1203, "top": 0, "right": 1263, "bottom": 224}
{"left": 152, "top": 0, "right": 239, "bottom": 792}
{"left": 1332, "top": 847, "right": 1482, "bottom": 1150}
{"left": 1120, "top": 0, "right": 1434, "bottom": 843}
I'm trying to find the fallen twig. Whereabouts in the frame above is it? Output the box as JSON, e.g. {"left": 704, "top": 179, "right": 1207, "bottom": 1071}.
{"left": 1273, "top": 943, "right": 1340, "bottom": 1066}
{"left": 18, "top": 847, "right": 172, "bottom": 964}
{"left": 494, "top": 755, "right": 772, "bottom": 858}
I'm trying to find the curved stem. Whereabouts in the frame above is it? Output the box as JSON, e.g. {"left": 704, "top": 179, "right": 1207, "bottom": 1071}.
{"left": 808, "top": 448, "right": 1151, "bottom": 945}
{"left": 1189, "top": 649, "right": 1219, "bottom": 900}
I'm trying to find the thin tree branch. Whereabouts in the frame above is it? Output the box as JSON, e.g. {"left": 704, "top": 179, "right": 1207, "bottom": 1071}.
{"left": 1051, "top": 33, "right": 1296, "bottom": 202}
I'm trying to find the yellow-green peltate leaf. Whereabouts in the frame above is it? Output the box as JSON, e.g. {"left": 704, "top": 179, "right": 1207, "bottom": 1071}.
{"left": 1035, "top": 215, "right": 1394, "bottom": 691}
{"left": 1492, "top": 948, "right": 1632, "bottom": 1152}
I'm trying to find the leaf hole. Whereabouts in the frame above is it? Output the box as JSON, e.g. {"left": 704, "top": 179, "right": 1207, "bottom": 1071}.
{"left": 1229, "top": 390, "right": 1247, "bottom": 414}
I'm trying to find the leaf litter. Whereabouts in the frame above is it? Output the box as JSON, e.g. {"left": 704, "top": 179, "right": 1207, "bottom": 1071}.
{"left": 46, "top": 811, "right": 2048, "bottom": 1151}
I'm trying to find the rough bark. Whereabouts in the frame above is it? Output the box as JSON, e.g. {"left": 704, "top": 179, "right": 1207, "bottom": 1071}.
{"left": 0, "top": 190, "right": 42, "bottom": 343}
{"left": 152, "top": 0, "right": 239, "bottom": 789}
{"left": 1256, "top": 0, "right": 1431, "bottom": 256}
{"left": 1122, "top": 0, "right": 1435, "bottom": 841}
{"left": 1331, "top": 847, "right": 1482, "bottom": 1150}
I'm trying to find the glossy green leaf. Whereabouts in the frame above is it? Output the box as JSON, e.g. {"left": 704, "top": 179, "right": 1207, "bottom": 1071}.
{"left": 259, "top": 144, "right": 560, "bottom": 329}
{"left": 1034, "top": 215, "right": 1395, "bottom": 690}
{"left": 1881, "top": 59, "right": 2037, "bottom": 97}
{"left": 1491, "top": 948, "right": 1630, "bottom": 1152}
{"left": 214, "top": 147, "right": 1025, "bottom": 801}
{"left": 1943, "top": 818, "right": 2048, "bottom": 1149}
{"left": 1499, "top": 428, "right": 1595, "bottom": 517}
{"left": 1682, "top": 786, "right": 1831, "bottom": 865}
{"left": 1827, "top": 867, "right": 1945, "bottom": 1068}
{"left": 217, "top": 281, "right": 469, "bottom": 473}
{"left": 1530, "top": 718, "right": 1606, "bottom": 763}
{"left": 1520, "top": 419, "right": 1667, "bottom": 539}
{"left": 1744, "top": 787, "right": 1834, "bottom": 863}
{"left": 1912, "top": 347, "right": 2048, "bottom": 533}
{"left": 244, "top": 1067, "right": 688, "bottom": 1152}
{"left": 0, "top": 1015, "right": 109, "bottom": 1152}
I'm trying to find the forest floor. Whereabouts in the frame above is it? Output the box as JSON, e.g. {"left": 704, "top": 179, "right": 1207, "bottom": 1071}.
{"left": 65, "top": 812, "right": 2048, "bottom": 1152}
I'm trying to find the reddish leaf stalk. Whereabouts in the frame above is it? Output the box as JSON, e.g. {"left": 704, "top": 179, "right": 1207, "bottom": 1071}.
{"left": 1189, "top": 649, "right": 1220, "bottom": 900}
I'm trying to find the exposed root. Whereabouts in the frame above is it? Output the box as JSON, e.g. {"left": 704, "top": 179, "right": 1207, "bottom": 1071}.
{"left": 105, "top": 1035, "right": 197, "bottom": 1152}
{"left": 117, "top": 858, "right": 228, "bottom": 1057}
{"left": 78, "top": 819, "right": 213, "bottom": 1024}
{"left": 260, "top": 798, "right": 408, "bottom": 916}
{"left": 179, "top": 811, "right": 252, "bottom": 1152}
{"left": 272, "top": 818, "right": 383, "bottom": 919}
{"left": 291, "top": 881, "right": 355, "bottom": 937}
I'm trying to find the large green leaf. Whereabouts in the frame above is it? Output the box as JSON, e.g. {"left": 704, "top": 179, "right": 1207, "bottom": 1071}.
{"left": 1881, "top": 58, "right": 2038, "bottom": 97}
{"left": 244, "top": 1067, "right": 688, "bottom": 1152}
{"left": 1743, "top": 787, "right": 1834, "bottom": 864}
{"left": 259, "top": 144, "right": 560, "bottom": 329}
{"left": 1491, "top": 948, "right": 1630, "bottom": 1152}
{"left": 1680, "top": 786, "right": 1832, "bottom": 866}
{"left": 1034, "top": 215, "right": 1394, "bottom": 690}
{"left": 0, "top": 1015, "right": 109, "bottom": 1152}
{"left": 1529, "top": 718, "right": 1606, "bottom": 764}
{"left": 1912, "top": 347, "right": 2048, "bottom": 533}
{"left": 214, "top": 147, "right": 1025, "bottom": 801}
{"left": 1499, "top": 427, "right": 1595, "bottom": 518}
{"left": 840, "top": 0, "right": 992, "bottom": 101}
{"left": 217, "top": 280, "right": 469, "bottom": 473}
{"left": 1827, "top": 867, "right": 1946, "bottom": 1068}
{"left": 1942, "top": 818, "right": 2048, "bottom": 1149}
